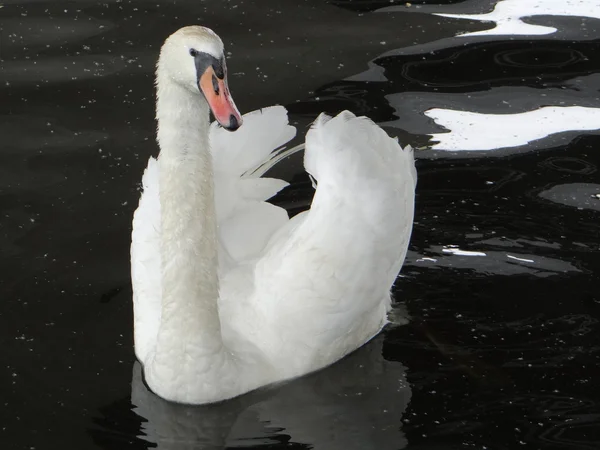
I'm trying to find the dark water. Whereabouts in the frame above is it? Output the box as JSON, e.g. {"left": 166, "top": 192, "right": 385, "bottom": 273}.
{"left": 2, "top": 0, "right": 600, "bottom": 449}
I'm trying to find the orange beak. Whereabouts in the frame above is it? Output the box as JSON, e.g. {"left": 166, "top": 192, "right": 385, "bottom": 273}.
{"left": 199, "top": 66, "right": 242, "bottom": 131}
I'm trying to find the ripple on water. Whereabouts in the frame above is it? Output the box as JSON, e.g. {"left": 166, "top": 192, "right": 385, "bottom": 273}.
{"left": 1, "top": 16, "right": 113, "bottom": 49}
{"left": 1, "top": 54, "right": 146, "bottom": 86}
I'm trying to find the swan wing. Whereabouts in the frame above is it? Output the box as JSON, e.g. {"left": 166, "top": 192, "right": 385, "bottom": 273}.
{"left": 209, "top": 106, "right": 296, "bottom": 270}
{"left": 131, "top": 157, "right": 162, "bottom": 364}
{"left": 248, "top": 111, "right": 416, "bottom": 375}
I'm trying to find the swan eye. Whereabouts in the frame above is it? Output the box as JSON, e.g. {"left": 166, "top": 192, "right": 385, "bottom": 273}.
{"left": 189, "top": 48, "right": 198, "bottom": 57}
{"left": 212, "top": 74, "right": 220, "bottom": 95}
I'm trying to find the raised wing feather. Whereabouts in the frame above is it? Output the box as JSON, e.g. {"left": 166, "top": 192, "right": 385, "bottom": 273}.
{"left": 209, "top": 106, "right": 297, "bottom": 269}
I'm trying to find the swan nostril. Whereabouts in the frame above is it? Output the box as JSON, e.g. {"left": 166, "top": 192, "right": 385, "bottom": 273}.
{"left": 212, "top": 74, "right": 219, "bottom": 95}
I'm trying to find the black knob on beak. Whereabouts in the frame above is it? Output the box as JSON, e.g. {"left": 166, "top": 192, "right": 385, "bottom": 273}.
{"left": 225, "top": 114, "right": 240, "bottom": 131}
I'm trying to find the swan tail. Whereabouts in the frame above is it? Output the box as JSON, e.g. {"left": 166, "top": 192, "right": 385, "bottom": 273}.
{"left": 131, "top": 157, "right": 162, "bottom": 364}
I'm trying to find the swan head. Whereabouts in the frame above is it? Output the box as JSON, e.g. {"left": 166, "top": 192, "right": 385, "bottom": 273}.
{"left": 158, "top": 26, "right": 242, "bottom": 131}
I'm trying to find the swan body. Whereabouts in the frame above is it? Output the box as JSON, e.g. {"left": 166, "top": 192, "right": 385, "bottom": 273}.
{"left": 131, "top": 26, "right": 416, "bottom": 404}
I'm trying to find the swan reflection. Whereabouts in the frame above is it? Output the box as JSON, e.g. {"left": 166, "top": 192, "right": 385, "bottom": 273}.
{"left": 131, "top": 334, "right": 411, "bottom": 450}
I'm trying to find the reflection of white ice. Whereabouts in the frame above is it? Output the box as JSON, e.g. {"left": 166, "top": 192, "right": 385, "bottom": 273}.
{"left": 426, "top": 106, "right": 600, "bottom": 151}
{"left": 436, "top": 0, "right": 600, "bottom": 36}
{"left": 507, "top": 255, "right": 535, "bottom": 263}
{"left": 409, "top": 247, "right": 580, "bottom": 277}
{"left": 539, "top": 183, "right": 600, "bottom": 212}
{"left": 442, "top": 246, "right": 487, "bottom": 257}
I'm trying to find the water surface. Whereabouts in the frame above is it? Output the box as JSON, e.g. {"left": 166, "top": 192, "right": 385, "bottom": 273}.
{"left": 2, "top": 0, "right": 600, "bottom": 449}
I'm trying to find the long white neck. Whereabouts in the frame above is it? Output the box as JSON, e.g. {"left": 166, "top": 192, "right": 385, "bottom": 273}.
{"left": 150, "top": 69, "right": 224, "bottom": 381}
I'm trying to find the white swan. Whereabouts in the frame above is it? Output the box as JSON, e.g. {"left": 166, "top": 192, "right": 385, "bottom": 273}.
{"left": 131, "top": 25, "right": 417, "bottom": 405}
